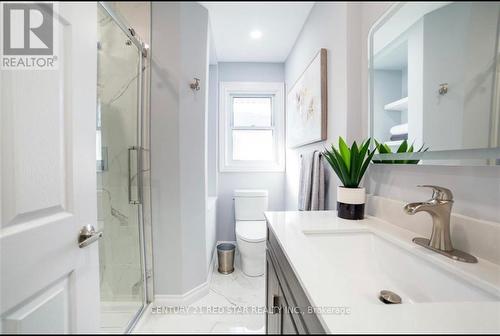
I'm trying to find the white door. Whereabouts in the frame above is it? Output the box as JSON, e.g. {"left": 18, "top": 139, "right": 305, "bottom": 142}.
{"left": 0, "top": 2, "right": 100, "bottom": 333}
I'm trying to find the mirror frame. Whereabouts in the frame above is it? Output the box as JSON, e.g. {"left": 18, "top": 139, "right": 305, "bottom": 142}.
{"left": 368, "top": 2, "right": 500, "bottom": 166}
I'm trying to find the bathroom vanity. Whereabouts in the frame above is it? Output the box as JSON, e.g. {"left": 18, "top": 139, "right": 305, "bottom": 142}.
{"left": 266, "top": 224, "right": 325, "bottom": 334}
{"left": 264, "top": 210, "right": 500, "bottom": 334}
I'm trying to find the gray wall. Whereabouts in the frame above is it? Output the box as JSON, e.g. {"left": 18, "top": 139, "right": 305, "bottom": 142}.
{"left": 218, "top": 62, "right": 285, "bottom": 83}
{"left": 206, "top": 64, "right": 218, "bottom": 267}
{"left": 207, "top": 64, "right": 218, "bottom": 196}
{"left": 151, "top": 1, "right": 211, "bottom": 296}
{"left": 284, "top": 2, "right": 363, "bottom": 210}
{"left": 216, "top": 62, "right": 286, "bottom": 241}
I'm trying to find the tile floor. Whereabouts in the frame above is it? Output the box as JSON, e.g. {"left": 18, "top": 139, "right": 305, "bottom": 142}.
{"left": 101, "top": 301, "right": 142, "bottom": 334}
{"left": 134, "top": 253, "right": 266, "bottom": 334}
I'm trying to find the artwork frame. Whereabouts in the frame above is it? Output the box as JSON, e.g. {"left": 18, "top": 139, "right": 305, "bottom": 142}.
{"left": 286, "top": 48, "right": 327, "bottom": 148}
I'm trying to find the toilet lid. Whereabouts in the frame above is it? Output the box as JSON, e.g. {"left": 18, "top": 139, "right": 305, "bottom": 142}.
{"left": 235, "top": 220, "right": 266, "bottom": 243}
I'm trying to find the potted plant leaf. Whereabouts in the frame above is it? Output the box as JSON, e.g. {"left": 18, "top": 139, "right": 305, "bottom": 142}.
{"left": 323, "top": 137, "right": 375, "bottom": 220}
{"left": 372, "top": 140, "right": 428, "bottom": 164}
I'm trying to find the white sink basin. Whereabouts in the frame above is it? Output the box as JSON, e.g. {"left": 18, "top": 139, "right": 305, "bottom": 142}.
{"left": 303, "top": 231, "right": 499, "bottom": 304}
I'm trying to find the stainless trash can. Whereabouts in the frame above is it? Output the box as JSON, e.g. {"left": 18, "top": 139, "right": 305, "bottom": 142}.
{"left": 217, "top": 243, "right": 235, "bottom": 274}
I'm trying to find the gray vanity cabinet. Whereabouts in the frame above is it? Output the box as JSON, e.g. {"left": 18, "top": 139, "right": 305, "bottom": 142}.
{"left": 266, "top": 227, "right": 326, "bottom": 334}
{"left": 266, "top": 254, "right": 299, "bottom": 334}
{"left": 266, "top": 257, "right": 282, "bottom": 333}
{"left": 280, "top": 295, "right": 300, "bottom": 334}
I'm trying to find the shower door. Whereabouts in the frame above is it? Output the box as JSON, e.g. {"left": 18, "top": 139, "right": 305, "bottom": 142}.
{"left": 96, "top": 4, "right": 147, "bottom": 333}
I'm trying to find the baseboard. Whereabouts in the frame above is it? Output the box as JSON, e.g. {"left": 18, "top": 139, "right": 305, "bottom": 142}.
{"left": 204, "top": 240, "right": 219, "bottom": 292}
{"left": 154, "top": 280, "right": 210, "bottom": 307}
{"left": 153, "top": 241, "right": 234, "bottom": 307}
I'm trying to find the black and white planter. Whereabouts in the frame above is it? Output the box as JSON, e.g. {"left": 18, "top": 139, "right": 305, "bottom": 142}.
{"left": 337, "top": 186, "right": 366, "bottom": 220}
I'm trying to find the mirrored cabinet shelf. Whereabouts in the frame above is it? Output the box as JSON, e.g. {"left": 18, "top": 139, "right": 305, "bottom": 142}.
{"left": 384, "top": 96, "right": 408, "bottom": 112}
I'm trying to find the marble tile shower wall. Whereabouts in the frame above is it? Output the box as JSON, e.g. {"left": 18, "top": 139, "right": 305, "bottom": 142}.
{"left": 111, "top": 0, "right": 154, "bottom": 303}
{"left": 97, "top": 12, "right": 143, "bottom": 302}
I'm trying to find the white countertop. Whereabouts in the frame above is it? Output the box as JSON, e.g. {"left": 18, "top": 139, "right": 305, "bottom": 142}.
{"left": 265, "top": 211, "right": 500, "bottom": 333}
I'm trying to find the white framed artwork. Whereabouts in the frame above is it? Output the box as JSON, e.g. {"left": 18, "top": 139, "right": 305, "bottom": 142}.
{"left": 287, "top": 48, "right": 327, "bottom": 148}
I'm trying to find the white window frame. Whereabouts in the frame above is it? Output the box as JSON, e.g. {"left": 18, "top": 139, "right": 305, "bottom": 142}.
{"left": 219, "top": 81, "right": 285, "bottom": 172}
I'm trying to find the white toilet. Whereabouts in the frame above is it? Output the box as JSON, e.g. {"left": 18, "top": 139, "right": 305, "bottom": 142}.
{"left": 234, "top": 189, "right": 268, "bottom": 277}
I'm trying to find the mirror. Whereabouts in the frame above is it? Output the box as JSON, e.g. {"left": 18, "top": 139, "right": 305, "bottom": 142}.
{"left": 369, "top": 2, "right": 500, "bottom": 165}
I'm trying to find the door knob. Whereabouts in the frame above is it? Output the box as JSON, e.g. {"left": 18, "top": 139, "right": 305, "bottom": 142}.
{"left": 78, "top": 225, "right": 103, "bottom": 248}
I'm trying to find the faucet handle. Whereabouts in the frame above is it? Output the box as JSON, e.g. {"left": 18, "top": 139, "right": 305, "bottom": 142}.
{"left": 417, "top": 185, "right": 453, "bottom": 201}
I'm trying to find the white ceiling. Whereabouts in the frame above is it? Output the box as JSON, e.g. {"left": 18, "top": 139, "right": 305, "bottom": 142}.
{"left": 200, "top": 2, "right": 314, "bottom": 63}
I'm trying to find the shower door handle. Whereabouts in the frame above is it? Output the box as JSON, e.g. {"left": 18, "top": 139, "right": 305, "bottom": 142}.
{"left": 128, "top": 146, "right": 142, "bottom": 205}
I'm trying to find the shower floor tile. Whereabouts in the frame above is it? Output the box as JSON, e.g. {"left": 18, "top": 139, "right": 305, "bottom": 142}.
{"left": 133, "top": 254, "right": 265, "bottom": 334}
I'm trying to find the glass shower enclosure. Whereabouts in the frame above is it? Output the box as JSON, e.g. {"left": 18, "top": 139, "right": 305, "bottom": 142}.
{"left": 96, "top": 3, "right": 150, "bottom": 333}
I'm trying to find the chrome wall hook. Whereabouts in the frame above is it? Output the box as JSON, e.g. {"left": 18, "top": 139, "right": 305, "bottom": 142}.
{"left": 438, "top": 83, "right": 448, "bottom": 95}
{"left": 190, "top": 78, "right": 201, "bottom": 91}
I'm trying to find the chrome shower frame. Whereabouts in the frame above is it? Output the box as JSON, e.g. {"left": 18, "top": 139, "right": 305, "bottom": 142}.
{"left": 97, "top": 2, "right": 152, "bottom": 333}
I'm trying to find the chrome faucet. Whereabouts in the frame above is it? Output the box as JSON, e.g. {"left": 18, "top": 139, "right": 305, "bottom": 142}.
{"left": 404, "top": 185, "right": 477, "bottom": 263}
{"left": 404, "top": 185, "right": 454, "bottom": 251}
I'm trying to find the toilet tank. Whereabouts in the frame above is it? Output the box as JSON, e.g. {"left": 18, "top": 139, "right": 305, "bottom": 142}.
{"left": 234, "top": 189, "right": 268, "bottom": 221}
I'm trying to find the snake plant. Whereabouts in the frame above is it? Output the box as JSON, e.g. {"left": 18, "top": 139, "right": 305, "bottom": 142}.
{"left": 323, "top": 137, "right": 375, "bottom": 188}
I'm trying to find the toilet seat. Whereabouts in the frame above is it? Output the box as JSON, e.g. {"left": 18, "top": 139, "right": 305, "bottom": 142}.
{"left": 235, "top": 220, "right": 266, "bottom": 243}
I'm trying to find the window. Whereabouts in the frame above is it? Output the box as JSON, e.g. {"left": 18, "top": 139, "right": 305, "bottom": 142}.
{"left": 219, "top": 82, "right": 284, "bottom": 172}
